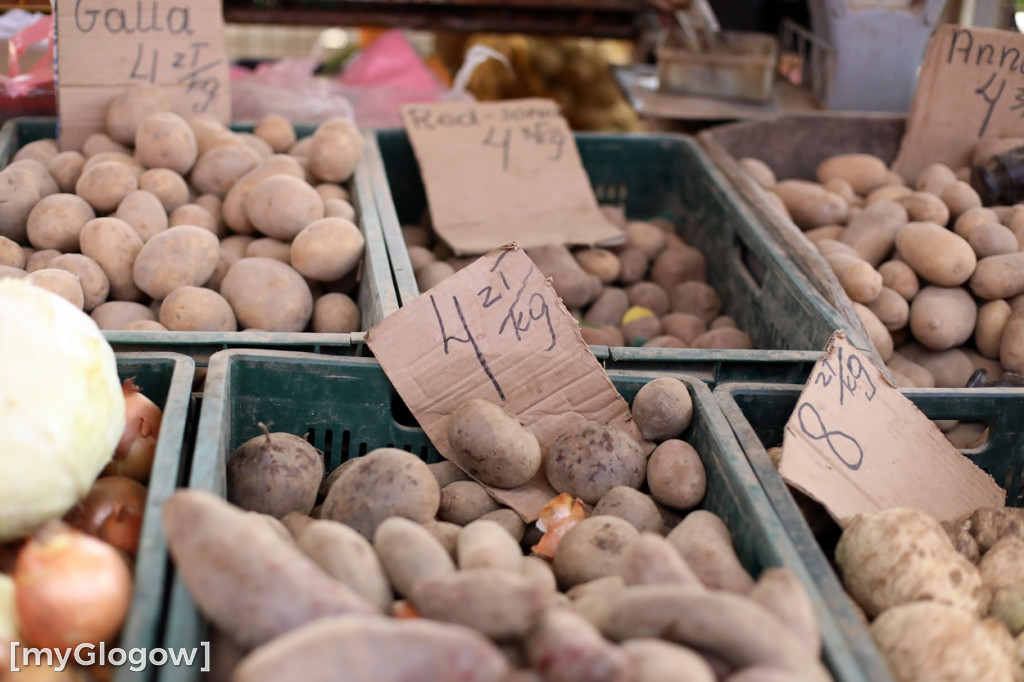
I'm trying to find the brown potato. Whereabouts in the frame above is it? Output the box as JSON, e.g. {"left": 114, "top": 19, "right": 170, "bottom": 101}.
{"left": 666, "top": 510, "right": 754, "bottom": 594}
{"left": 79, "top": 217, "right": 146, "bottom": 301}
{"left": 739, "top": 157, "right": 775, "bottom": 188}
{"left": 49, "top": 253, "right": 109, "bottom": 311}
{"left": 650, "top": 246, "right": 707, "bottom": 290}
{"left": 190, "top": 145, "right": 262, "bottom": 197}
{"left": 915, "top": 162, "right": 957, "bottom": 195}
{"left": 24, "top": 268, "right": 85, "bottom": 309}
{"left": 970, "top": 252, "right": 1024, "bottom": 300}
{"left": 245, "top": 175, "right": 324, "bottom": 241}
{"left": 772, "top": 180, "right": 849, "bottom": 230}
{"left": 909, "top": 286, "right": 978, "bottom": 351}
{"left": 169, "top": 203, "right": 218, "bottom": 234}
{"left": 139, "top": 168, "right": 190, "bottom": 214}
{"left": 939, "top": 180, "right": 983, "bottom": 219}
{"left": 311, "top": 292, "right": 360, "bottom": 333}
{"left": 227, "top": 430, "right": 324, "bottom": 518}
{"left": 105, "top": 85, "right": 172, "bottom": 144}
{"left": 254, "top": 114, "right": 297, "bottom": 153}
{"left": 90, "top": 300, "right": 155, "bottom": 329}
{"left": 877, "top": 260, "right": 920, "bottom": 300}
{"left": 967, "top": 221, "right": 1018, "bottom": 258}
{"left": 660, "top": 313, "right": 706, "bottom": 344}
{"left": 546, "top": 421, "right": 645, "bottom": 504}
{"left": 647, "top": 439, "right": 706, "bottom": 511}
{"left": 76, "top": 161, "right": 138, "bottom": 214}
{"left": 0, "top": 167, "right": 43, "bottom": 243}
{"left": 219, "top": 258, "right": 314, "bottom": 332}
{"left": 823, "top": 252, "right": 883, "bottom": 304}
{"left": 895, "top": 221, "right": 977, "bottom": 287}
{"left": 82, "top": 132, "right": 131, "bottom": 157}
{"left": 632, "top": 377, "right": 692, "bottom": 442}
{"left": 583, "top": 287, "right": 630, "bottom": 327}
{"left": 115, "top": 190, "right": 168, "bottom": 243}
{"left": 954, "top": 207, "right": 1001, "bottom": 239}
{"left": 899, "top": 191, "right": 950, "bottom": 226}
{"left": 0, "top": 237, "right": 24, "bottom": 269}
{"left": 159, "top": 286, "right": 237, "bottom": 331}
{"left": 246, "top": 238, "right": 291, "bottom": 265}
{"left": 134, "top": 112, "right": 199, "bottom": 174}
{"left": 626, "top": 221, "right": 668, "bottom": 259}
{"left": 839, "top": 199, "right": 907, "bottom": 266}
{"left": 132, "top": 225, "right": 220, "bottom": 299}
{"left": 323, "top": 198, "right": 356, "bottom": 222}
{"left": 308, "top": 118, "right": 364, "bottom": 183}
{"left": 222, "top": 155, "right": 306, "bottom": 235}
{"left": 669, "top": 281, "right": 721, "bottom": 323}
{"left": 291, "top": 218, "right": 364, "bottom": 282}
{"left": 817, "top": 153, "right": 888, "bottom": 195}
{"left": 576, "top": 248, "right": 621, "bottom": 284}
{"left": 446, "top": 398, "right": 542, "bottom": 489}
{"left": 46, "top": 151, "right": 85, "bottom": 193}
{"left": 554, "top": 516, "right": 639, "bottom": 588}
{"left": 374, "top": 516, "right": 456, "bottom": 597}
{"left": 866, "top": 286, "right": 910, "bottom": 332}
{"left": 866, "top": 184, "right": 912, "bottom": 204}
{"left": 692, "top": 328, "right": 754, "bottom": 349}
{"left": 25, "top": 248, "right": 59, "bottom": 272}
{"left": 593, "top": 487, "right": 662, "bottom": 534}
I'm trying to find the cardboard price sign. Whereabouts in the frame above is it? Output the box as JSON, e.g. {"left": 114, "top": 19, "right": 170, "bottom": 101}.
{"left": 55, "top": 0, "right": 231, "bottom": 151}
{"left": 400, "top": 98, "right": 623, "bottom": 256}
{"left": 780, "top": 332, "right": 1005, "bottom": 526}
{"left": 893, "top": 25, "right": 1024, "bottom": 181}
{"left": 365, "top": 245, "right": 652, "bottom": 521}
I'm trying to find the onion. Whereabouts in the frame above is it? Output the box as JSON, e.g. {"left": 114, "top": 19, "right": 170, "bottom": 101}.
{"left": 14, "top": 522, "right": 132, "bottom": 651}
{"left": 63, "top": 477, "right": 147, "bottom": 557}
{"left": 531, "top": 493, "right": 587, "bottom": 559}
{"left": 103, "top": 378, "right": 162, "bottom": 483}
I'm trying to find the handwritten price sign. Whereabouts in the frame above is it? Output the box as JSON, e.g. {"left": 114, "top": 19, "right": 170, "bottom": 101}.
{"left": 366, "top": 245, "right": 651, "bottom": 521}
{"left": 779, "top": 332, "right": 1004, "bottom": 526}
{"left": 55, "top": 0, "right": 231, "bottom": 151}
{"left": 894, "top": 25, "right": 1024, "bottom": 180}
{"left": 400, "top": 99, "right": 622, "bottom": 256}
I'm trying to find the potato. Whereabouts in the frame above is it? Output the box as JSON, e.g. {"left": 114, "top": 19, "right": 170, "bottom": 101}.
{"left": 311, "top": 292, "right": 360, "bottom": 333}
{"left": 836, "top": 508, "right": 989, "bottom": 618}
{"left": 82, "top": 151, "right": 144, "bottom": 178}
{"left": 870, "top": 602, "right": 1015, "bottom": 682}
{"left": 954, "top": 207, "right": 1001, "bottom": 239}
{"left": 446, "top": 398, "right": 542, "bottom": 489}
{"left": 23, "top": 193, "right": 94, "bottom": 253}
{"left": 457, "top": 519, "right": 523, "bottom": 572}
{"left": 374, "top": 516, "right": 456, "bottom": 597}
{"left": 899, "top": 191, "right": 951, "bottom": 226}
{"left": 1000, "top": 307, "right": 1024, "bottom": 374}
{"left": 190, "top": 145, "right": 262, "bottom": 197}
{"left": 878, "top": 260, "right": 920, "bottom": 300}
{"left": 867, "top": 184, "right": 912, "bottom": 204}
{"left": 666, "top": 510, "right": 753, "bottom": 594}
{"left": 646, "top": 439, "right": 706, "bottom": 511}
{"left": 105, "top": 85, "right": 172, "bottom": 144}
{"left": 915, "top": 162, "right": 957, "bottom": 195}
{"left": 692, "top": 327, "right": 753, "bottom": 349}
{"left": 553, "top": 516, "right": 639, "bottom": 588}
{"left": 163, "top": 490, "right": 380, "bottom": 650}
{"left": 8, "top": 159, "right": 57, "bottom": 198}
{"left": 245, "top": 237, "right": 291, "bottom": 265}
{"left": 623, "top": 639, "right": 715, "bottom": 682}
{"left": 650, "top": 246, "right": 707, "bottom": 290}
{"left": 422, "top": 520, "right": 461, "bottom": 560}
{"left": 669, "top": 281, "right": 721, "bottom": 323}
{"left": 134, "top": 112, "right": 198, "bottom": 174}
{"left": 602, "top": 586, "right": 829, "bottom": 682}
{"left": 886, "top": 352, "right": 935, "bottom": 388}
{"left": 582, "top": 287, "right": 628, "bottom": 328}
{"left": 232, "top": 615, "right": 509, "bottom": 682}
{"left": 24, "top": 268, "right": 85, "bottom": 309}
{"left": 816, "top": 239, "right": 858, "bottom": 258}
{"left": 323, "top": 198, "right": 356, "bottom": 222}
{"left": 49, "top": 254, "right": 109, "bottom": 312}
{"left": 839, "top": 199, "right": 907, "bottom": 266}
{"left": 158, "top": 286, "right": 237, "bottom": 331}
{"left": 46, "top": 151, "right": 85, "bottom": 194}
{"left": 971, "top": 252, "right": 1024, "bottom": 300}
{"left": 82, "top": 132, "right": 131, "bottom": 157}
{"left": 439, "top": 480, "right": 501, "bottom": 526}
{"left": 964, "top": 221, "right": 1018, "bottom": 259}
{"left": 131, "top": 224, "right": 219, "bottom": 299}
{"left": 220, "top": 257, "right": 314, "bottom": 332}
{"left": 772, "top": 180, "right": 849, "bottom": 230}
{"left": 546, "top": 421, "right": 645, "bottom": 504}
{"left": 322, "top": 448, "right": 440, "bottom": 539}
{"left": 79, "top": 217, "right": 145, "bottom": 301}
{"left": 90, "top": 300, "right": 155, "bottom": 329}
{"left": 824, "top": 252, "right": 883, "bottom": 303}
{"left": 620, "top": 532, "right": 701, "bottom": 588}
{"left": 290, "top": 217, "right": 365, "bottom": 283}
{"left": 643, "top": 334, "right": 687, "bottom": 348}
{"left": 976, "top": 299, "right": 1013, "bottom": 359}
{"left": 75, "top": 161, "right": 138, "bottom": 214}
{"left": 524, "top": 608, "right": 630, "bottom": 682}
{"left": 227, "top": 429, "right": 323, "bottom": 518}
{"left": 659, "top": 313, "right": 705, "bottom": 344}
{"left": 169, "top": 203, "right": 218, "bottom": 234}
{"left": 115, "top": 190, "right": 168, "bottom": 243}
{"left": 478, "top": 509, "right": 526, "bottom": 543}
{"left": 1, "top": 265, "right": 28, "bottom": 280}
{"left": 817, "top": 153, "right": 888, "bottom": 195}
{"left": 738, "top": 157, "right": 775, "bottom": 188}
{"left": 245, "top": 175, "right": 324, "bottom": 241}
{"left": 900, "top": 344, "right": 976, "bottom": 388}
{"left": 749, "top": 568, "right": 821, "bottom": 654}
{"left": 866, "top": 286, "right": 909, "bottom": 331}
{"left": 940, "top": 180, "right": 983, "bottom": 219}
{"left": 0, "top": 167, "right": 43, "bottom": 243}
{"left": 593, "top": 487, "right": 662, "bottom": 534}
{"left": 575, "top": 248, "right": 621, "bottom": 284}
{"left": 252, "top": 114, "right": 297, "bottom": 153}
{"left": 895, "top": 221, "right": 977, "bottom": 287}
{"left": 626, "top": 221, "right": 668, "bottom": 259}
{"left": 222, "top": 155, "right": 306, "bottom": 235}
{"left": 429, "top": 460, "right": 471, "bottom": 489}
{"left": 968, "top": 507, "right": 1024, "bottom": 554}
{"left": 580, "top": 325, "right": 626, "bottom": 347}
{"left": 295, "top": 520, "right": 392, "bottom": 611}
{"left": 631, "top": 377, "right": 692, "bottom": 442}
{"left": 308, "top": 118, "right": 364, "bottom": 183}
{"left": 909, "top": 286, "right": 977, "bottom": 351}
{"left": 13, "top": 138, "right": 57, "bottom": 165}
{"left": 0, "top": 237, "right": 24, "bottom": 269}
{"left": 138, "top": 168, "right": 190, "bottom": 214}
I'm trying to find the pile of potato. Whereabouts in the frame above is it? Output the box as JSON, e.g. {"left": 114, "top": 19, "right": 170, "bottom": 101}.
{"left": 0, "top": 86, "right": 366, "bottom": 334}
{"left": 829, "top": 506, "right": 1024, "bottom": 682}
{"left": 163, "top": 378, "right": 835, "bottom": 681}
{"left": 743, "top": 144, "right": 1024, "bottom": 390}
{"left": 405, "top": 213, "right": 755, "bottom": 350}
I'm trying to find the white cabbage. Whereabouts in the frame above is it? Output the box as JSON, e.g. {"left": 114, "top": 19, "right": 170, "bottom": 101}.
{"left": 0, "top": 279, "right": 125, "bottom": 541}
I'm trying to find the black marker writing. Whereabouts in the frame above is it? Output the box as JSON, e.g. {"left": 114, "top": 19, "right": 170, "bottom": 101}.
{"left": 797, "top": 402, "right": 864, "bottom": 471}
{"left": 430, "top": 294, "right": 505, "bottom": 401}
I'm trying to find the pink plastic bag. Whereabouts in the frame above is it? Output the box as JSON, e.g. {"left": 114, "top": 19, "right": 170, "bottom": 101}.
{"left": 1, "top": 14, "right": 53, "bottom": 97}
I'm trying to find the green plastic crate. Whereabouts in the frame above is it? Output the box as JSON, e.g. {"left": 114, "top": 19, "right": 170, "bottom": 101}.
{"left": 161, "top": 349, "right": 869, "bottom": 682}
{"left": 0, "top": 117, "right": 398, "bottom": 367}
{"left": 365, "top": 129, "right": 877, "bottom": 380}
{"left": 714, "top": 381, "right": 1024, "bottom": 682}
{"left": 113, "top": 353, "right": 195, "bottom": 682}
